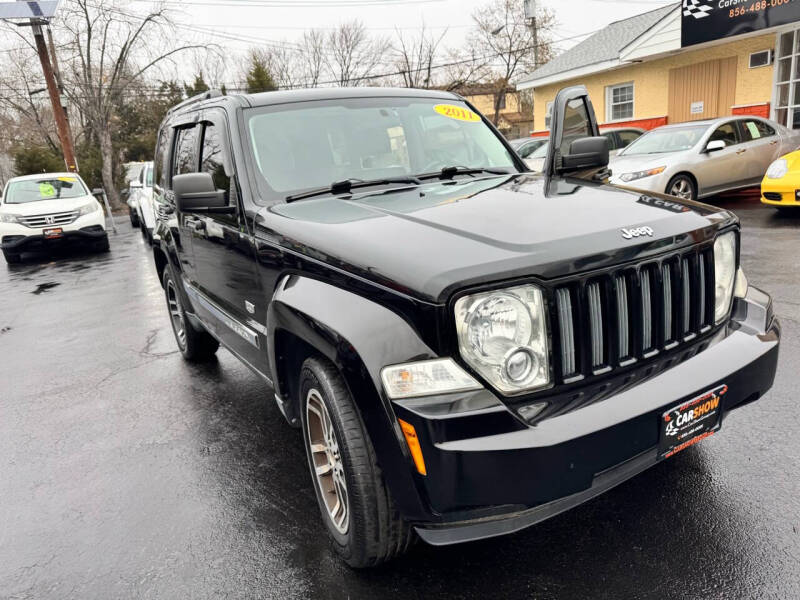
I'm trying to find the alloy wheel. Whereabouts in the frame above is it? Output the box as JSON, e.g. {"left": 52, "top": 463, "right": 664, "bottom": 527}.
{"left": 670, "top": 178, "right": 693, "bottom": 200}
{"left": 166, "top": 279, "right": 186, "bottom": 349}
{"left": 306, "top": 389, "right": 349, "bottom": 534}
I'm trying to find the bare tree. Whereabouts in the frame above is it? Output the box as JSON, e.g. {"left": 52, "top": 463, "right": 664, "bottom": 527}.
{"left": 439, "top": 46, "right": 491, "bottom": 91}
{"left": 298, "top": 29, "right": 326, "bottom": 88}
{"left": 325, "top": 20, "right": 389, "bottom": 87}
{"left": 392, "top": 24, "right": 447, "bottom": 89}
{"left": 57, "top": 0, "right": 204, "bottom": 207}
{"left": 470, "top": 0, "right": 554, "bottom": 125}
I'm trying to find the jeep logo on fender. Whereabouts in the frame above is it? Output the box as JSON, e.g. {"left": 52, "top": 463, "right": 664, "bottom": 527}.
{"left": 621, "top": 226, "right": 654, "bottom": 240}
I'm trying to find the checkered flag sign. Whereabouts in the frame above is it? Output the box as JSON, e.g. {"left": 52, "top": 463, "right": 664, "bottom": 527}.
{"left": 683, "top": 0, "right": 713, "bottom": 19}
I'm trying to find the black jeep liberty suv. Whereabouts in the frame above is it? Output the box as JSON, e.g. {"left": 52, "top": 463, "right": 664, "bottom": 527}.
{"left": 152, "top": 85, "right": 780, "bottom": 567}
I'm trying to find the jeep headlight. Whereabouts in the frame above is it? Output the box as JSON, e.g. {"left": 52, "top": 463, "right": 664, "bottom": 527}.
{"left": 0, "top": 213, "right": 21, "bottom": 224}
{"left": 454, "top": 285, "right": 550, "bottom": 394}
{"left": 766, "top": 158, "right": 788, "bottom": 179}
{"left": 714, "top": 231, "right": 737, "bottom": 324}
{"left": 77, "top": 201, "right": 100, "bottom": 216}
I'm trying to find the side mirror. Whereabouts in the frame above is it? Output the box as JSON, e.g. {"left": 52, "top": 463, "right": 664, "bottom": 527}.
{"left": 129, "top": 180, "right": 143, "bottom": 189}
{"left": 706, "top": 140, "right": 726, "bottom": 153}
{"left": 173, "top": 172, "right": 228, "bottom": 213}
{"left": 560, "top": 136, "right": 609, "bottom": 172}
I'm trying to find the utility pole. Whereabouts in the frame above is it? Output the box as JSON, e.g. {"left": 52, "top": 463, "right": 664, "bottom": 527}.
{"left": 30, "top": 19, "right": 77, "bottom": 172}
{"left": 524, "top": 0, "right": 539, "bottom": 69}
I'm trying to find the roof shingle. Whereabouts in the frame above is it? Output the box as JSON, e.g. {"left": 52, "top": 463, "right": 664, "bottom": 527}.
{"left": 518, "top": 4, "right": 676, "bottom": 85}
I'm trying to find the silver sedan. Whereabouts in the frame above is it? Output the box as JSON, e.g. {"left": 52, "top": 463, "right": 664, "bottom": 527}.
{"left": 608, "top": 117, "right": 800, "bottom": 200}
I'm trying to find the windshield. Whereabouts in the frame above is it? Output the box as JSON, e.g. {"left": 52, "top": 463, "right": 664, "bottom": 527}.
{"left": 621, "top": 125, "right": 708, "bottom": 156}
{"left": 245, "top": 97, "right": 517, "bottom": 198}
{"left": 3, "top": 176, "right": 88, "bottom": 205}
{"left": 146, "top": 166, "right": 154, "bottom": 187}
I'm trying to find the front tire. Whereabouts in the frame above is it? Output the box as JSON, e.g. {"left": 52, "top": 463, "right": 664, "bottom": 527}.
{"left": 299, "top": 357, "right": 415, "bottom": 568}
{"left": 666, "top": 174, "right": 697, "bottom": 201}
{"left": 129, "top": 208, "right": 139, "bottom": 228}
{"left": 162, "top": 267, "right": 219, "bottom": 362}
{"left": 2, "top": 249, "right": 21, "bottom": 264}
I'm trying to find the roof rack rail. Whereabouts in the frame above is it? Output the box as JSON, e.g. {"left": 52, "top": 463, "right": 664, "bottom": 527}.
{"left": 167, "top": 89, "right": 224, "bottom": 115}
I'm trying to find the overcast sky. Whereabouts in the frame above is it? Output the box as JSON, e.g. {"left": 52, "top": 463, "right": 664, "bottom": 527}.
{"left": 133, "top": 0, "right": 675, "bottom": 64}
{"left": 0, "top": 0, "right": 675, "bottom": 86}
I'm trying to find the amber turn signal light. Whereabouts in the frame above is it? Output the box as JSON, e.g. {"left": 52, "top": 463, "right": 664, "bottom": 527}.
{"left": 398, "top": 419, "right": 427, "bottom": 476}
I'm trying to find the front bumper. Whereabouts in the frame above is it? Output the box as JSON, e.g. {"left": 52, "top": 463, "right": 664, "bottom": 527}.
{"left": 1, "top": 224, "right": 107, "bottom": 251}
{"left": 393, "top": 287, "right": 779, "bottom": 545}
{"left": 760, "top": 175, "right": 800, "bottom": 205}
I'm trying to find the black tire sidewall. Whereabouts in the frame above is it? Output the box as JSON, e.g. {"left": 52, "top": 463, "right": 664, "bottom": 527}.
{"left": 161, "top": 266, "right": 188, "bottom": 354}
{"left": 299, "top": 364, "right": 355, "bottom": 549}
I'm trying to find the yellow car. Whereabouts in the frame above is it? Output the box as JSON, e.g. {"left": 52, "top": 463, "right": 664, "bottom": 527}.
{"left": 761, "top": 150, "right": 800, "bottom": 210}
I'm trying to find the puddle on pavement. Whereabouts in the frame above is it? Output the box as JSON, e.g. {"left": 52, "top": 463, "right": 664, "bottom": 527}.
{"left": 32, "top": 282, "right": 61, "bottom": 295}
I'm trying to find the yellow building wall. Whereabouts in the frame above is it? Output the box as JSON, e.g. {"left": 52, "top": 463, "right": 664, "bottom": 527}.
{"left": 532, "top": 34, "right": 776, "bottom": 131}
{"left": 466, "top": 92, "right": 522, "bottom": 116}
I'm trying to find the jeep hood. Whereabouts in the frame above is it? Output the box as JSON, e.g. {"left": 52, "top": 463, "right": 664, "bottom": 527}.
{"left": 255, "top": 175, "right": 734, "bottom": 303}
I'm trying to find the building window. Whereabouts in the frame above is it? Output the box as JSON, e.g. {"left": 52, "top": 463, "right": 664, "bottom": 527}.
{"left": 749, "top": 49, "right": 772, "bottom": 69}
{"left": 773, "top": 30, "right": 800, "bottom": 129}
{"left": 544, "top": 101, "right": 553, "bottom": 129}
{"left": 606, "top": 82, "right": 634, "bottom": 122}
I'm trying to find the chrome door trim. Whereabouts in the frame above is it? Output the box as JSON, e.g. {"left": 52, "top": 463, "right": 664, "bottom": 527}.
{"left": 183, "top": 280, "right": 261, "bottom": 349}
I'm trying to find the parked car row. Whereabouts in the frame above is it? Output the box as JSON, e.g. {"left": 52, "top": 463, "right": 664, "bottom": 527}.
{"left": 512, "top": 115, "right": 800, "bottom": 208}
{"left": 126, "top": 160, "right": 157, "bottom": 244}
{"left": 514, "top": 126, "right": 644, "bottom": 172}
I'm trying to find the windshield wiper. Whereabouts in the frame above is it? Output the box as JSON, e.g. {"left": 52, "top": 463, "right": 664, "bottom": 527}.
{"left": 417, "top": 166, "right": 512, "bottom": 180}
{"left": 285, "top": 176, "right": 421, "bottom": 203}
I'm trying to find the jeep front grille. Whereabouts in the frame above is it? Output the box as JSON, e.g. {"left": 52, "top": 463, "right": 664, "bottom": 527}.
{"left": 553, "top": 246, "right": 715, "bottom": 383}
{"left": 18, "top": 210, "right": 80, "bottom": 228}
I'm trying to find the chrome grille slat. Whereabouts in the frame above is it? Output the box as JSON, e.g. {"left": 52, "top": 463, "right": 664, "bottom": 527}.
{"left": 682, "top": 258, "right": 691, "bottom": 335}
{"left": 615, "top": 275, "right": 629, "bottom": 359}
{"left": 698, "top": 257, "right": 706, "bottom": 327}
{"left": 641, "top": 268, "right": 652, "bottom": 351}
{"left": 552, "top": 246, "right": 719, "bottom": 385}
{"left": 18, "top": 210, "right": 80, "bottom": 228}
{"left": 587, "top": 282, "right": 604, "bottom": 369}
{"left": 556, "top": 288, "right": 575, "bottom": 377}
{"left": 662, "top": 264, "right": 673, "bottom": 343}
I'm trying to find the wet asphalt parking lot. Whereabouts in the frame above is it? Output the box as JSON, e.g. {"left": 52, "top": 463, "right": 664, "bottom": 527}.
{"left": 1, "top": 199, "right": 799, "bottom": 599}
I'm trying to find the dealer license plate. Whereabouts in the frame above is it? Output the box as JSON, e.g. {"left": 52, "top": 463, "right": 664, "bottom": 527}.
{"left": 658, "top": 384, "right": 727, "bottom": 459}
{"left": 43, "top": 227, "right": 63, "bottom": 239}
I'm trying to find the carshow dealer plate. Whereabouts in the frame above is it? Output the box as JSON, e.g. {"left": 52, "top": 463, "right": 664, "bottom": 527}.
{"left": 659, "top": 384, "right": 727, "bottom": 459}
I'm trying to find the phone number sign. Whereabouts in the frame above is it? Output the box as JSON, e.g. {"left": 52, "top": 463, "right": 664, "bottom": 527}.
{"left": 682, "top": 0, "right": 800, "bottom": 47}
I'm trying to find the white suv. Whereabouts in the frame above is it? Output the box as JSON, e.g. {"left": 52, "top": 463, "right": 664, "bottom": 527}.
{"left": 133, "top": 161, "right": 156, "bottom": 244}
{"left": 0, "top": 172, "right": 109, "bottom": 264}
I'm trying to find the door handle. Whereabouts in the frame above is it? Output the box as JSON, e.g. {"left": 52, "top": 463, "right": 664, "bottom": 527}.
{"left": 770, "top": 140, "right": 779, "bottom": 145}
{"left": 736, "top": 148, "right": 746, "bottom": 155}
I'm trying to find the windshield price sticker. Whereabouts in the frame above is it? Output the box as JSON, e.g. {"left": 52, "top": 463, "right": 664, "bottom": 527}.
{"left": 659, "top": 384, "right": 727, "bottom": 459}
{"left": 434, "top": 104, "right": 481, "bottom": 123}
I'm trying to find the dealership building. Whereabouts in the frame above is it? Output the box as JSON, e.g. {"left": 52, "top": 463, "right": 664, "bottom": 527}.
{"left": 518, "top": 1, "right": 800, "bottom": 136}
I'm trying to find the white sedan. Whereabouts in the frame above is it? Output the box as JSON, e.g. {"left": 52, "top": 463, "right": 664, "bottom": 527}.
{"left": 0, "top": 173, "right": 108, "bottom": 264}
{"left": 608, "top": 116, "right": 800, "bottom": 200}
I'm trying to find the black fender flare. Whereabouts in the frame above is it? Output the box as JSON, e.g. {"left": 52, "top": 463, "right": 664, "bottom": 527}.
{"left": 267, "top": 274, "right": 437, "bottom": 520}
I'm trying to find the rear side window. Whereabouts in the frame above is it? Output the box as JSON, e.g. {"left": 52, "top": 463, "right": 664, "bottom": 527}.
{"left": 173, "top": 126, "right": 199, "bottom": 177}
{"left": 200, "top": 123, "right": 231, "bottom": 200}
{"left": 154, "top": 128, "right": 170, "bottom": 189}
{"left": 739, "top": 119, "right": 776, "bottom": 141}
